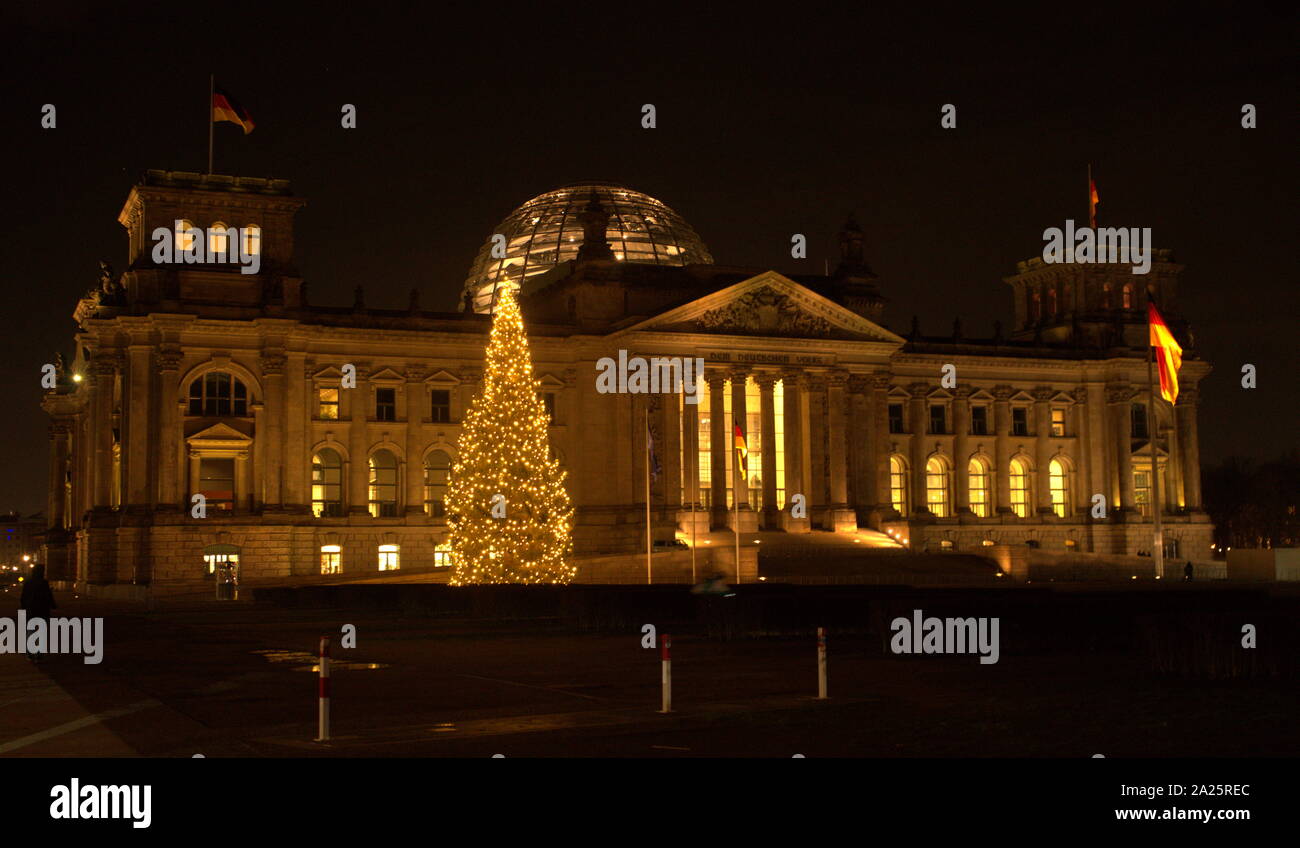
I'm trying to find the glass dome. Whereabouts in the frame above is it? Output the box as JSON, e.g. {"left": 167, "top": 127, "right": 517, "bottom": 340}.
{"left": 462, "top": 181, "right": 713, "bottom": 312}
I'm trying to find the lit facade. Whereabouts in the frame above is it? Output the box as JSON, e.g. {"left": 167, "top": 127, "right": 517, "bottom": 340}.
{"left": 40, "top": 171, "right": 1213, "bottom": 591}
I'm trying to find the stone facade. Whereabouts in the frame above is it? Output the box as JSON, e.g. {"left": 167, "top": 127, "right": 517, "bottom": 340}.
{"left": 40, "top": 172, "right": 1213, "bottom": 590}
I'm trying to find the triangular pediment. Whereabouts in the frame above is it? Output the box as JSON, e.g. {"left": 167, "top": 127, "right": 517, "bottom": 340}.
{"left": 619, "top": 271, "right": 905, "bottom": 345}
{"left": 187, "top": 423, "right": 252, "bottom": 444}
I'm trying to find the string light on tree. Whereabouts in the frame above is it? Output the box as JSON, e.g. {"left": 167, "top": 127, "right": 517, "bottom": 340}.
{"left": 445, "top": 287, "right": 575, "bottom": 585}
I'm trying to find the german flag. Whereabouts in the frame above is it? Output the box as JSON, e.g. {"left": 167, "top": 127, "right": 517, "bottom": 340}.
{"left": 1148, "top": 301, "right": 1183, "bottom": 405}
{"left": 733, "top": 424, "right": 748, "bottom": 480}
{"left": 1089, "top": 179, "right": 1099, "bottom": 229}
{"left": 213, "top": 87, "right": 254, "bottom": 134}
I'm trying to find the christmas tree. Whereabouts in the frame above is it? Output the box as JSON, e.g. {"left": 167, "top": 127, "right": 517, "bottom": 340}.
{"left": 446, "top": 287, "right": 575, "bottom": 584}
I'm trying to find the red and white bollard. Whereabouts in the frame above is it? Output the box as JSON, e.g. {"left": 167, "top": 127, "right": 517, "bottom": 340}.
{"left": 315, "top": 637, "right": 330, "bottom": 742}
{"left": 659, "top": 634, "right": 672, "bottom": 713}
{"left": 816, "top": 627, "right": 828, "bottom": 700}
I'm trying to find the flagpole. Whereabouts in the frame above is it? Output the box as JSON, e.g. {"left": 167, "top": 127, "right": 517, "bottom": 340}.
{"left": 733, "top": 437, "right": 741, "bottom": 584}
{"left": 646, "top": 406, "right": 652, "bottom": 586}
{"left": 208, "top": 74, "right": 214, "bottom": 175}
{"left": 1146, "top": 344, "right": 1164, "bottom": 579}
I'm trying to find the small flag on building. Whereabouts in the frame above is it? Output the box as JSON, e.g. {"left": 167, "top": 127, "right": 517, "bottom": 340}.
{"left": 1148, "top": 302, "right": 1183, "bottom": 405}
{"left": 1089, "top": 178, "right": 1100, "bottom": 229}
{"left": 733, "top": 424, "right": 748, "bottom": 480}
{"left": 213, "top": 86, "right": 255, "bottom": 134}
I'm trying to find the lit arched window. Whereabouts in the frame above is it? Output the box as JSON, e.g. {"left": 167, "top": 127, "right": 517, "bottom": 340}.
{"left": 1047, "top": 286, "right": 1057, "bottom": 315}
{"left": 424, "top": 450, "right": 451, "bottom": 517}
{"left": 188, "top": 372, "right": 248, "bottom": 416}
{"left": 1029, "top": 290, "right": 1041, "bottom": 321}
{"left": 176, "top": 219, "right": 196, "bottom": 253}
{"left": 1122, "top": 284, "right": 1133, "bottom": 309}
{"left": 1102, "top": 283, "right": 1112, "bottom": 309}
{"left": 1049, "top": 458, "right": 1070, "bottom": 518}
{"left": 925, "top": 457, "right": 950, "bottom": 517}
{"left": 968, "top": 457, "right": 991, "bottom": 518}
{"left": 368, "top": 450, "right": 398, "bottom": 517}
{"left": 311, "top": 449, "right": 343, "bottom": 517}
{"left": 243, "top": 224, "right": 261, "bottom": 256}
{"left": 1009, "top": 458, "right": 1031, "bottom": 518}
{"left": 209, "top": 222, "right": 230, "bottom": 257}
{"left": 889, "top": 455, "right": 909, "bottom": 515}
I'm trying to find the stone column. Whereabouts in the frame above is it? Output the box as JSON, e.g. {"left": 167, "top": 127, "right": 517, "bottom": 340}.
{"left": 871, "top": 376, "right": 892, "bottom": 518}
{"left": 708, "top": 372, "right": 728, "bottom": 526}
{"left": 1167, "top": 403, "right": 1183, "bottom": 509}
{"left": 284, "top": 353, "right": 309, "bottom": 510}
{"left": 47, "top": 422, "right": 71, "bottom": 528}
{"left": 91, "top": 355, "right": 118, "bottom": 508}
{"left": 1109, "top": 386, "right": 1136, "bottom": 512}
{"left": 953, "top": 386, "right": 972, "bottom": 512}
{"left": 806, "top": 375, "right": 829, "bottom": 524}
{"left": 907, "top": 383, "right": 929, "bottom": 515}
{"left": 188, "top": 451, "right": 201, "bottom": 503}
{"left": 250, "top": 401, "right": 264, "bottom": 510}
{"left": 261, "top": 352, "right": 286, "bottom": 508}
{"left": 730, "top": 369, "right": 751, "bottom": 511}
{"left": 404, "top": 366, "right": 426, "bottom": 515}
{"left": 826, "top": 371, "right": 855, "bottom": 532}
{"left": 124, "top": 346, "right": 152, "bottom": 508}
{"left": 661, "top": 386, "right": 682, "bottom": 510}
{"left": 781, "top": 371, "right": 811, "bottom": 532}
{"left": 1072, "top": 387, "right": 1093, "bottom": 517}
{"left": 1032, "top": 386, "right": 1054, "bottom": 514}
{"left": 1177, "top": 387, "right": 1202, "bottom": 510}
{"left": 680, "top": 394, "right": 700, "bottom": 506}
{"left": 756, "top": 373, "right": 779, "bottom": 528}
{"left": 235, "top": 449, "right": 250, "bottom": 512}
{"left": 156, "top": 349, "right": 182, "bottom": 509}
{"left": 992, "top": 386, "right": 1013, "bottom": 513}
{"left": 347, "top": 367, "right": 370, "bottom": 515}
{"left": 848, "top": 375, "right": 873, "bottom": 517}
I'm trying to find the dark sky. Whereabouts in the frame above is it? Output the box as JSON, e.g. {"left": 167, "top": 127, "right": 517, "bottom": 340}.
{"left": 0, "top": 3, "right": 1295, "bottom": 515}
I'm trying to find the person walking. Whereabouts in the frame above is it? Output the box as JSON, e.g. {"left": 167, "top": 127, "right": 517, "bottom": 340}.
{"left": 19, "top": 563, "right": 57, "bottom": 663}
{"left": 1183, "top": 560, "right": 1193, "bottom": 582}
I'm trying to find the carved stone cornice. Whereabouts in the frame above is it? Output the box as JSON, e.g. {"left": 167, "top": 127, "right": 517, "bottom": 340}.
{"left": 952, "top": 386, "right": 974, "bottom": 399}
{"left": 1106, "top": 385, "right": 1137, "bottom": 404}
{"left": 1071, "top": 386, "right": 1089, "bottom": 404}
{"left": 259, "top": 353, "right": 287, "bottom": 377}
{"left": 869, "top": 374, "right": 892, "bottom": 391}
{"left": 404, "top": 365, "right": 425, "bottom": 382}
{"left": 805, "top": 374, "right": 828, "bottom": 392}
{"left": 906, "top": 382, "right": 930, "bottom": 398}
{"left": 156, "top": 348, "right": 183, "bottom": 372}
{"left": 847, "top": 374, "right": 871, "bottom": 395}
{"left": 753, "top": 373, "right": 778, "bottom": 390}
{"left": 92, "top": 354, "right": 122, "bottom": 376}
{"left": 1031, "top": 386, "right": 1055, "bottom": 402}
{"left": 825, "top": 370, "right": 850, "bottom": 390}
{"left": 992, "top": 385, "right": 1015, "bottom": 401}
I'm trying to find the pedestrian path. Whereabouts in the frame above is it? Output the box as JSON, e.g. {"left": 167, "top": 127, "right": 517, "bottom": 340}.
{"left": 0, "top": 653, "right": 146, "bottom": 756}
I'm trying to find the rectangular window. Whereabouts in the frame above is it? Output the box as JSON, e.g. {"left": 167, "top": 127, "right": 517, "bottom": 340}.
{"left": 433, "top": 544, "right": 452, "bottom": 568}
{"left": 1051, "top": 407, "right": 1066, "bottom": 437}
{"left": 888, "top": 403, "right": 904, "bottom": 434}
{"left": 378, "top": 544, "right": 400, "bottom": 571}
{"left": 320, "top": 545, "right": 341, "bottom": 575}
{"left": 929, "top": 404, "right": 947, "bottom": 435}
{"left": 1134, "top": 469, "right": 1151, "bottom": 517}
{"left": 1011, "top": 407, "right": 1029, "bottom": 436}
{"left": 430, "top": 389, "right": 451, "bottom": 423}
{"left": 318, "top": 387, "right": 339, "bottom": 420}
{"left": 376, "top": 388, "right": 397, "bottom": 422}
{"left": 970, "top": 406, "right": 989, "bottom": 435}
{"left": 198, "top": 458, "right": 235, "bottom": 511}
{"left": 1131, "top": 403, "right": 1148, "bottom": 439}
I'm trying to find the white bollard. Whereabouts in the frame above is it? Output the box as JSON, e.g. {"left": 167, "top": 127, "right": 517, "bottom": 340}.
{"left": 659, "top": 634, "right": 672, "bottom": 713}
{"left": 816, "top": 627, "right": 828, "bottom": 700}
{"left": 315, "top": 637, "right": 330, "bottom": 742}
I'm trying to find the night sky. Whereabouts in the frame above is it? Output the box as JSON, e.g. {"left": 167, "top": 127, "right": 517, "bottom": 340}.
{"left": 1, "top": 3, "right": 1294, "bottom": 515}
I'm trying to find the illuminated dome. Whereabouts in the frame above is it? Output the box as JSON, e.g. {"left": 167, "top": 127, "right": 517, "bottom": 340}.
{"left": 463, "top": 181, "right": 713, "bottom": 312}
